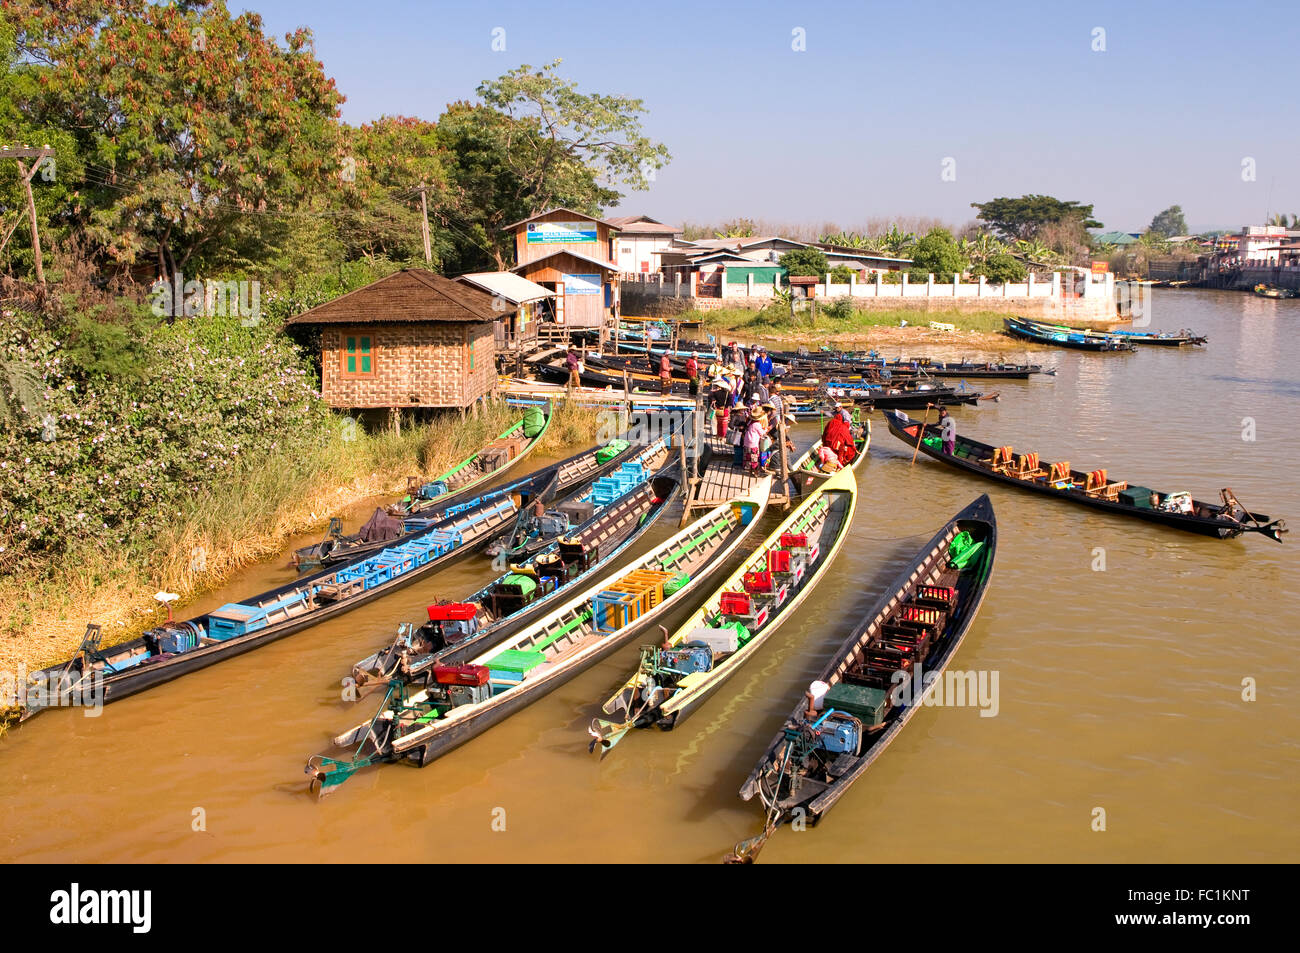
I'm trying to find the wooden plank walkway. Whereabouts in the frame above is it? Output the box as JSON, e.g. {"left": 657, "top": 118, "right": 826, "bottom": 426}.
{"left": 692, "top": 436, "right": 761, "bottom": 505}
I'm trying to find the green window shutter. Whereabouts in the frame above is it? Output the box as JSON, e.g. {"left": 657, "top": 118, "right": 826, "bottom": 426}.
{"left": 360, "top": 336, "right": 372, "bottom": 374}
{"left": 346, "top": 336, "right": 356, "bottom": 374}
{"left": 468, "top": 338, "right": 474, "bottom": 372}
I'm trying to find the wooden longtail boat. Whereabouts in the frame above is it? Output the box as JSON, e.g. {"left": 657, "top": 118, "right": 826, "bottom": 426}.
{"left": 772, "top": 350, "right": 1055, "bottom": 381}
{"left": 1004, "top": 317, "right": 1136, "bottom": 351}
{"left": 15, "top": 472, "right": 549, "bottom": 723}
{"left": 295, "top": 433, "right": 633, "bottom": 573}
{"left": 1014, "top": 316, "right": 1207, "bottom": 347}
{"left": 727, "top": 495, "right": 997, "bottom": 863}
{"left": 883, "top": 410, "right": 1286, "bottom": 542}
{"left": 484, "top": 438, "right": 649, "bottom": 559}
{"left": 349, "top": 444, "right": 674, "bottom": 694}
{"left": 305, "top": 475, "right": 771, "bottom": 795}
{"left": 387, "top": 404, "right": 551, "bottom": 519}
{"left": 588, "top": 465, "right": 857, "bottom": 755}
{"left": 1254, "top": 284, "right": 1298, "bottom": 299}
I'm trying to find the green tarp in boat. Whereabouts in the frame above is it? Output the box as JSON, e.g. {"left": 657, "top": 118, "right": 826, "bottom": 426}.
{"left": 522, "top": 406, "right": 546, "bottom": 438}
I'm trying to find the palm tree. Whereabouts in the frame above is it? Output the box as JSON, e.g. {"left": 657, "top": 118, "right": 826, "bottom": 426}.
{"left": 879, "top": 225, "right": 915, "bottom": 257}
{"left": 1012, "top": 239, "right": 1061, "bottom": 269}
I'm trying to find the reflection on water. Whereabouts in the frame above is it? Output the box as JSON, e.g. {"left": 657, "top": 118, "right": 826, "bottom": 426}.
{"left": 1, "top": 290, "right": 1298, "bottom": 864}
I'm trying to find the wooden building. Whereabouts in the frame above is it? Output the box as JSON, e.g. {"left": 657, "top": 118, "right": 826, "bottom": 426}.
{"left": 285, "top": 269, "right": 499, "bottom": 417}
{"left": 456, "top": 271, "right": 553, "bottom": 352}
{"left": 505, "top": 208, "right": 621, "bottom": 341}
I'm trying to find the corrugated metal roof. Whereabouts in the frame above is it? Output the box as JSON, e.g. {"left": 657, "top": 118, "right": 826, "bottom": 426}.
{"left": 457, "top": 271, "right": 555, "bottom": 303}
{"left": 283, "top": 269, "right": 503, "bottom": 325}
{"left": 607, "top": 215, "right": 682, "bottom": 234}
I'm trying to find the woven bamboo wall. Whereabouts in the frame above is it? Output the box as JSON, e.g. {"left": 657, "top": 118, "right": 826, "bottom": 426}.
{"left": 320, "top": 322, "right": 495, "bottom": 409}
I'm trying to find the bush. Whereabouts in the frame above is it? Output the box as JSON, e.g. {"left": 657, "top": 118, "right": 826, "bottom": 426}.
{"left": 822, "top": 297, "right": 855, "bottom": 321}
{"left": 906, "top": 227, "right": 968, "bottom": 282}
{"left": 0, "top": 309, "right": 330, "bottom": 575}
{"left": 972, "top": 252, "right": 1027, "bottom": 283}
{"left": 779, "top": 247, "right": 829, "bottom": 277}
{"left": 829, "top": 264, "right": 855, "bottom": 283}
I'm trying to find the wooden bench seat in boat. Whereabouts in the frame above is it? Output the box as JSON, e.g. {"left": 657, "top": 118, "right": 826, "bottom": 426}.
{"left": 1083, "top": 468, "right": 1128, "bottom": 501}
{"left": 982, "top": 445, "right": 1014, "bottom": 473}
{"left": 1008, "top": 451, "right": 1045, "bottom": 481}
{"left": 1038, "top": 461, "right": 1076, "bottom": 489}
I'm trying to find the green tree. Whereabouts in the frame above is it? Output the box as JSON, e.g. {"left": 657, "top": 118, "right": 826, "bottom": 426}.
{"left": 475, "top": 58, "right": 670, "bottom": 219}
{"left": 4, "top": 0, "right": 345, "bottom": 282}
{"left": 779, "top": 247, "right": 828, "bottom": 277}
{"left": 879, "top": 224, "right": 915, "bottom": 257}
{"left": 1149, "top": 205, "right": 1188, "bottom": 237}
{"left": 971, "top": 252, "right": 1025, "bottom": 283}
{"left": 715, "top": 218, "right": 756, "bottom": 239}
{"left": 971, "top": 195, "right": 1102, "bottom": 243}
{"left": 829, "top": 264, "right": 855, "bottom": 283}
{"left": 907, "top": 227, "right": 968, "bottom": 280}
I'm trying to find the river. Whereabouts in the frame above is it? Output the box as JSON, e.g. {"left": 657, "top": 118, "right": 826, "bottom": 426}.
{"left": 1, "top": 288, "right": 1296, "bottom": 863}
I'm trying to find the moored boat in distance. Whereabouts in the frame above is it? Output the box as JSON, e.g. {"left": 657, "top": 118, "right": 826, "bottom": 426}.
{"left": 882, "top": 409, "right": 1286, "bottom": 542}
{"left": 305, "top": 475, "right": 773, "bottom": 795}
{"left": 588, "top": 465, "right": 857, "bottom": 756}
{"left": 1014, "top": 316, "right": 1207, "bottom": 347}
{"left": 1004, "top": 317, "right": 1136, "bottom": 352}
{"left": 728, "top": 495, "right": 997, "bottom": 863}
{"left": 1253, "top": 283, "right": 1298, "bottom": 299}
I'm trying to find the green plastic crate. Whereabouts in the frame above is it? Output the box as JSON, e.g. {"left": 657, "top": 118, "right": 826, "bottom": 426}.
{"left": 823, "top": 683, "right": 890, "bottom": 727}
{"left": 485, "top": 649, "right": 547, "bottom": 673}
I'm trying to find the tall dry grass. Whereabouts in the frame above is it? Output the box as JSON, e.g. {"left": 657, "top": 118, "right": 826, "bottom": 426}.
{"left": 0, "top": 398, "right": 596, "bottom": 673}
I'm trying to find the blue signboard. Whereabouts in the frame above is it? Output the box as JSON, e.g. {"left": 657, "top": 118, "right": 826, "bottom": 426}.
{"left": 527, "top": 221, "right": 599, "bottom": 244}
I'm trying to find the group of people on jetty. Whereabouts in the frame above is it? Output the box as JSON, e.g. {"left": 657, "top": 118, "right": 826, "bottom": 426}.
{"left": 563, "top": 339, "right": 859, "bottom": 475}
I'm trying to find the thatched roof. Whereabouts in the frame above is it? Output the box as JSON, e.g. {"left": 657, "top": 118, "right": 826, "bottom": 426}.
{"left": 283, "top": 269, "right": 507, "bottom": 325}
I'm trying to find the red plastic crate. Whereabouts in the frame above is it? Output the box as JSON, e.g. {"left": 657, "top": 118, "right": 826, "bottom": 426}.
{"left": 432, "top": 664, "right": 490, "bottom": 686}
{"left": 719, "top": 591, "right": 752, "bottom": 616}
{"left": 742, "top": 570, "right": 774, "bottom": 594}
{"left": 901, "top": 605, "right": 941, "bottom": 625}
{"left": 428, "top": 602, "right": 478, "bottom": 622}
{"left": 767, "top": 550, "right": 791, "bottom": 573}
{"left": 780, "top": 533, "right": 808, "bottom": 549}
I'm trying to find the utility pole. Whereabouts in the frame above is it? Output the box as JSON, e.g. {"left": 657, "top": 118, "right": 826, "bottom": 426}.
{"left": 1, "top": 145, "right": 54, "bottom": 289}
{"left": 418, "top": 183, "right": 432, "bottom": 265}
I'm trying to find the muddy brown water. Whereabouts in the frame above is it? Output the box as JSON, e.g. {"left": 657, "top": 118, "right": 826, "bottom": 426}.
{"left": 2, "top": 289, "right": 1297, "bottom": 863}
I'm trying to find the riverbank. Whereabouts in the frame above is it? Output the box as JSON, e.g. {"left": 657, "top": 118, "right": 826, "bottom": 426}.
{"left": 683, "top": 306, "right": 1125, "bottom": 353}
{"left": 0, "top": 400, "right": 598, "bottom": 680}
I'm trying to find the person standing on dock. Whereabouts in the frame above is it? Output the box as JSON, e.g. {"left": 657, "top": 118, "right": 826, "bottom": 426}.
{"left": 565, "top": 349, "right": 581, "bottom": 390}
{"left": 659, "top": 353, "right": 672, "bottom": 395}
{"left": 685, "top": 354, "right": 699, "bottom": 398}
{"left": 743, "top": 402, "right": 768, "bottom": 472}
{"left": 710, "top": 366, "right": 731, "bottom": 438}
{"left": 755, "top": 346, "right": 773, "bottom": 380}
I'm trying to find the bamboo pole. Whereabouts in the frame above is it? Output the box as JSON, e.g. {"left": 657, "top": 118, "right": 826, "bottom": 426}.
{"left": 910, "top": 403, "right": 934, "bottom": 466}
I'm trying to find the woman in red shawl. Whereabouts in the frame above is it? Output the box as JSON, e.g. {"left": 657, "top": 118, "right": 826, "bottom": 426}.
{"left": 821, "top": 413, "right": 857, "bottom": 467}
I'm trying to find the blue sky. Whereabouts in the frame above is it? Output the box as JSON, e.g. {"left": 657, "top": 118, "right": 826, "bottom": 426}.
{"left": 238, "top": 0, "right": 1298, "bottom": 233}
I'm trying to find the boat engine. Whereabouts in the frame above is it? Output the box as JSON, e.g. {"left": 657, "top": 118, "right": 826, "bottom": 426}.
{"left": 657, "top": 641, "right": 713, "bottom": 677}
